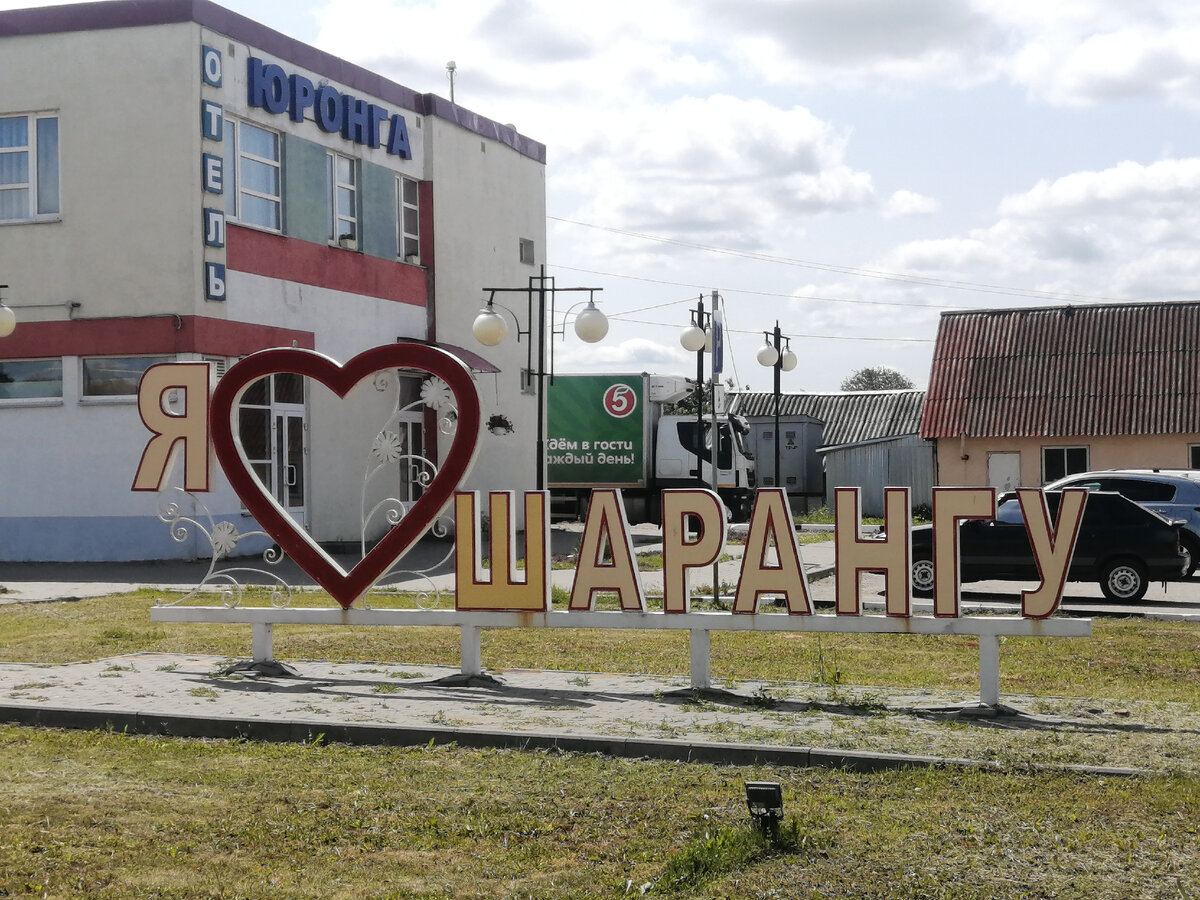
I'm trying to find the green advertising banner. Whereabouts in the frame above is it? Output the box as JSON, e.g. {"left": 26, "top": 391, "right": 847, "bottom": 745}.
{"left": 547, "top": 375, "right": 644, "bottom": 485}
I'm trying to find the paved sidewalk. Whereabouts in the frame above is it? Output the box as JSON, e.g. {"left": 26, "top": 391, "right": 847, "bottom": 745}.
{"left": 0, "top": 652, "right": 1148, "bottom": 776}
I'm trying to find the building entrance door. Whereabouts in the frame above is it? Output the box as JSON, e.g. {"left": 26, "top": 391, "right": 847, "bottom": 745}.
{"left": 987, "top": 451, "right": 1021, "bottom": 493}
{"left": 273, "top": 408, "right": 307, "bottom": 525}
{"left": 239, "top": 373, "right": 308, "bottom": 529}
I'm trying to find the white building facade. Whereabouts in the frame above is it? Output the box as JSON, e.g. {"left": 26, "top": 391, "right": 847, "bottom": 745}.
{"left": 0, "top": 0, "right": 545, "bottom": 561}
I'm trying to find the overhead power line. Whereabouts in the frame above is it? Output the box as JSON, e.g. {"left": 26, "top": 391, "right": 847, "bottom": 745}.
{"left": 612, "top": 315, "right": 935, "bottom": 343}
{"left": 548, "top": 216, "right": 1128, "bottom": 305}
{"left": 553, "top": 264, "right": 962, "bottom": 313}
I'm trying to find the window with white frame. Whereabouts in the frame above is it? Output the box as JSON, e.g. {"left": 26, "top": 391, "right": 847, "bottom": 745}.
{"left": 81, "top": 356, "right": 170, "bottom": 399}
{"left": 224, "top": 118, "right": 281, "bottom": 231}
{"left": 398, "top": 175, "right": 419, "bottom": 261}
{"left": 1042, "top": 445, "right": 1089, "bottom": 483}
{"left": 0, "top": 113, "right": 59, "bottom": 222}
{"left": 0, "top": 358, "right": 62, "bottom": 401}
{"left": 327, "top": 152, "right": 357, "bottom": 244}
{"left": 1190, "top": 445, "right": 1200, "bottom": 469}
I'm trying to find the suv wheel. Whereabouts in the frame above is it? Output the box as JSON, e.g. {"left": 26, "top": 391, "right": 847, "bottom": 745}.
{"left": 1181, "top": 534, "right": 1199, "bottom": 578}
{"left": 911, "top": 557, "right": 935, "bottom": 598}
{"left": 1099, "top": 558, "right": 1148, "bottom": 602}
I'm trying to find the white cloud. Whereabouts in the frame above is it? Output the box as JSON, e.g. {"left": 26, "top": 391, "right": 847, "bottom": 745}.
{"left": 999, "top": 158, "right": 1200, "bottom": 217}
{"left": 877, "top": 157, "right": 1200, "bottom": 302}
{"left": 556, "top": 337, "right": 688, "bottom": 370}
{"left": 883, "top": 190, "right": 940, "bottom": 218}
{"left": 555, "top": 95, "right": 874, "bottom": 258}
{"left": 711, "top": 0, "right": 1008, "bottom": 88}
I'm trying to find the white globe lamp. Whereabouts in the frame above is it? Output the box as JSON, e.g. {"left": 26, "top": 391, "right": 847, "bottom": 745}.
{"left": 756, "top": 342, "right": 780, "bottom": 368}
{"left": 680, "top": 324, "right": 706, "bottom": 353}
{"left": 0, "top": 304, "right": 14, "bottom": 339}
{"left": 472, "top": 306, "right": 508, "bottom": 346}
{"left": 780, "top": 348, "right": 798, "bottom": 372}
{"left": 573, "top": 300, "right": 609, "bottom": 343}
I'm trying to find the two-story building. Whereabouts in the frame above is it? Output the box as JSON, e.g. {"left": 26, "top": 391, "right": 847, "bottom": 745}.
{"left": 0, "top": 0, "right": 546, "bottom": 560}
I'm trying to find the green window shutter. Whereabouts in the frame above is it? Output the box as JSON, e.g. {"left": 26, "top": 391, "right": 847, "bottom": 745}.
{"left": 282, "top": 134, "right": 328, "bottom": 245}
{"left": 360, "top": 160, "right": 399, "bottom": 260}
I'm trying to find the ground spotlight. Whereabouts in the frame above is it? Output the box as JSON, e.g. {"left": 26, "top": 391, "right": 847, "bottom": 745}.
{"left": 744, "top": 781, "right": 783, "bottom": 833}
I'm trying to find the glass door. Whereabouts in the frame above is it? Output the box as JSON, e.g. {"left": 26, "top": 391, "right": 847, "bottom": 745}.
{"left": 239, "top": 374, "right": 307, "bottom": 529}
{"left": 274, "top": 410, "right": 307, "bottom": 524}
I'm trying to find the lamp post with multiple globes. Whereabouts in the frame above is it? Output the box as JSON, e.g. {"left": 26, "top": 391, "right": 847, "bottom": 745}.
{"left": 471, "top": 265, "right": 608, "bottom": 491}
{"left": 756, "top": 322, "right": 797, "bottom": 496}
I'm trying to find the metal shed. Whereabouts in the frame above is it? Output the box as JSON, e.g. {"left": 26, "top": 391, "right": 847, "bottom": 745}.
{"left": 731, "top": 391, "right": 932, "bottom": 516}
{"left": 819, "top": 433, "right": 935, "bottom": 516}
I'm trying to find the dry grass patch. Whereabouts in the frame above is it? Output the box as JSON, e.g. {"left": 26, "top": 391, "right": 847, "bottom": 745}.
{"left": 1, "top": 591, "right": 1198, "bottom": 706}
{"left": 0, "top": 727, "right": 1195, "bottom": 899}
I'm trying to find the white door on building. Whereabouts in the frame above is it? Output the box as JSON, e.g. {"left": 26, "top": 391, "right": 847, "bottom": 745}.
{"left": 273, "top": 408, "right": 307, "bottom": 525}
{"left": 987, "top": 451, "right": 1021, "bottom": 493}
{"left": 240, "top": 374, "right": 308, "bottom": 529}
{"left": 394, "top": 375, "right": 427, "bottom": 504}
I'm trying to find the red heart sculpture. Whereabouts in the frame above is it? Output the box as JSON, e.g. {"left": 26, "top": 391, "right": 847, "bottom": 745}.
{"left": 210, "top": 344, "right": 481, "bottom": 609}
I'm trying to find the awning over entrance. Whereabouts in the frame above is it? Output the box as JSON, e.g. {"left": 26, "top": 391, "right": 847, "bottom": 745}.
{"left": 398, "top": 339, "right": 500, "bottom": 374}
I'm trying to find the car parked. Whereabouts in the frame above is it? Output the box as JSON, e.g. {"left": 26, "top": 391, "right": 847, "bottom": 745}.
{"left": 909, "top": 491, "right": 1186, "bottom": 602}
{"left": 1043, "top": 469, "right": 1200, "bottom": 577}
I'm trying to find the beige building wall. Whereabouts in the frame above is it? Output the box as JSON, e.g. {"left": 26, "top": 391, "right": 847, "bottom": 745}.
{"left": 935, "top": 433, "right": 1200, "bottom": 488}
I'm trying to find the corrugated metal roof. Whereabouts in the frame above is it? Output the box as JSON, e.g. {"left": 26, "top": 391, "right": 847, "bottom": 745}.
{"left": 920, "top": 301, "right": 1200, "bottom": 439}
{"left": 730, "top": 390, "right": 926, "bottom": 449}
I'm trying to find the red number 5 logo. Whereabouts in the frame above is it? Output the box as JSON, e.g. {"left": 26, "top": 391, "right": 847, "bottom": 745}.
{"left": 602, "top": 384, "right": 637, "bottom": 418}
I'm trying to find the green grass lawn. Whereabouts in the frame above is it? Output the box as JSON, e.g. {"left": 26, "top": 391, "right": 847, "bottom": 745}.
{"left": 0, "top": 726, "right": 1195, "bottom": 899}
{"left": 0, "top": 591, "right": 1197, "bottom": 897}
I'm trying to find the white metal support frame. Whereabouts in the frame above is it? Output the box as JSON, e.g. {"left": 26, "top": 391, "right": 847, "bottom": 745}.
{"left": 978, "top": 633, "right": 1002, "bottom": 706}
{"left": 150, "top": 607, "right": 1091, "bottom": 707}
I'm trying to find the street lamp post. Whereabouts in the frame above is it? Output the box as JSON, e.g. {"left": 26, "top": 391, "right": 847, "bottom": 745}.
{"left": 471, "top": 264, "right": 608, "bottom": 491}
{"left": 679, "top": 295, "right": 711, "bottom": 488}
{"left": 756, "top": 322, "right": 797, "bottom": 497}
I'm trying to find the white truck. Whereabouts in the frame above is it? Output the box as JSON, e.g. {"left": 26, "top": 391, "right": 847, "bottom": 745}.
{"left": 546, "top": 373, "right": 756, "bottom": 524}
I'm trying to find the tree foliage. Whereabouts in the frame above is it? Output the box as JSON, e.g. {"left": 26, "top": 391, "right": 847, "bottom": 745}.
{"left": 840, "top": 365, "right": 914, "bottom": 391}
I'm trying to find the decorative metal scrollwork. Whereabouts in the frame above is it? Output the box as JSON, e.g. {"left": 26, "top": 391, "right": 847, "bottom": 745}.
{"left": 156, "top": 371, "right": 460, "bottom": 610}
{"left": 360, "top": 373, "right": 458, "bottom": 609}
{"left": 153, "top": 488, "right": 291, "bottom": 608}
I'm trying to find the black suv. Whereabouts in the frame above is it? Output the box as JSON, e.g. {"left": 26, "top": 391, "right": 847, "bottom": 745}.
{"left": 910, "top": 491, "right": 1185, "bottom": 602}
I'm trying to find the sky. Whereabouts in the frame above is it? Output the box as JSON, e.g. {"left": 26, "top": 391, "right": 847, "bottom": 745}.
{"left": 8, "top": 0, "right": 1200, "bottom": 392}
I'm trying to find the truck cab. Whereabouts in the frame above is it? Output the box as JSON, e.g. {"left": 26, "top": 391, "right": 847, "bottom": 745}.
{"left": 655, "top": 414, "right": 755, "bottom": 521}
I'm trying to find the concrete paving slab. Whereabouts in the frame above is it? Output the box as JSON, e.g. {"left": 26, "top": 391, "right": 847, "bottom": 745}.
{"left": 0, "top": 652, "right": 1150, "bottom": 776}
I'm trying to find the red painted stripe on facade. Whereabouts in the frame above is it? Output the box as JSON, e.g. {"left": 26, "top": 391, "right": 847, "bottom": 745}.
{"left": 418, "top": 181, "right": 435, "bottom": 273}
{"left": 226, "top": 225, "right": 427, "bottom": 305}
{"left": 418, "top": 180, "right": 436, "bottom": 339}
{"left": 0, "top": 316, "right": 314, "bottom": 360}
